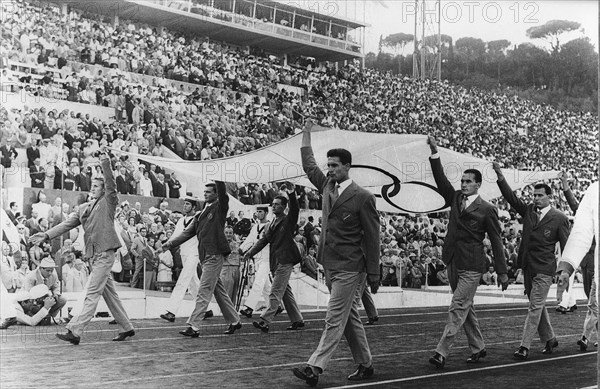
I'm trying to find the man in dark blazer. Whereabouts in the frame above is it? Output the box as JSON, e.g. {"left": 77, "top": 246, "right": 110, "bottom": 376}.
{"left": 293, "top": 121, "right": 380, "bottom": 386}
{"left": 29, "top": 158, "right": 45, "bottom": 188}
{"left": 493, "top": 163, "right": 570, "bottom": 360}
{"left": 26, "top": 141, "right": 41, "bottom": 168}
{"left": 161, "top": 181, "right": 242, "bottom": 335}
{"left": 428, "top": 137, "right": 508, "bottom": 369}
{"left": 244, "top": 189, "right": 304, "bottom": 332}
{"left": 29, "top": 150, "right": 135, "bottom": 345}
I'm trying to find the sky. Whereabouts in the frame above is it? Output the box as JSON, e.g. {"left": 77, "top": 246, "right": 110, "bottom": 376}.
{"left": 287, "top": 1, "right": 599, "bottom": 54}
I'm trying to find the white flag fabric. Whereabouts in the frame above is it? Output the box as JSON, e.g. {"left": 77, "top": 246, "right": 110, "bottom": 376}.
{"left": 112, "top": 126, "right": 558, "bottom": 214}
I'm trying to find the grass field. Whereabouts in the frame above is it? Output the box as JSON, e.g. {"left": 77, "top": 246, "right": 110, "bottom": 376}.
{"left": 0, "top": 303, "right": 597, "bottom": 388}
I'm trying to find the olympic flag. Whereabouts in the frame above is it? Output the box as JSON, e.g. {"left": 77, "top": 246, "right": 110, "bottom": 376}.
{"left": 112, "top": 126, "right": 558, "bottom": 214}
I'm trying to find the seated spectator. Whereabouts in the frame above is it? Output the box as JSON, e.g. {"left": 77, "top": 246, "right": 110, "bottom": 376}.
{"left": 481, "top": 265, "right": 497, "bottom": 286}
{"left": 22, "top": 256, "right": 66, "bottom": 320}
{"left": 7, "top": 286, "right": 57, "bottom": 327}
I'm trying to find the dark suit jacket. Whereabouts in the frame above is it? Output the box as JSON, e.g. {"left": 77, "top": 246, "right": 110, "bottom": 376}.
{"left": 498, "top": 179, "right": 570, "bottom": 276}
{"left": 246, "top": 192, "right": 302, "bottom": 272}
{"left": 26, "top": 146, "right": 40, "bottom": 167}
{"left": 29, "top": 165, "right": 45, "bottom": 188}
{"left": 153, "top": 180, "right": 167, "bottom": 198}
{"left": 301, "top": 147, "right": 380, "bottom": 275}
{"left": 431, "top": 157, "right": 507, "bottom": 274}
{"left": 168, "top": 181, "right": 230, "bottom": 259}
{"left": 45, "top": 159, "right": 122, "bottom": 259}
{"left": 116, "top": 175, "right": 130, "bottom": 194}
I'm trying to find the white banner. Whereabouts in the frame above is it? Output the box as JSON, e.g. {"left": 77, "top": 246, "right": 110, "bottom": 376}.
{"left": 112, "top": 127, "right": 558, "bottom": 214}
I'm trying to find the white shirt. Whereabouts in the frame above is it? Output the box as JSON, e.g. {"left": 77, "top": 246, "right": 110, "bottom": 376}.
{"left": 537, "top": 205, "right": 551, "bottom": 221}
{"left": 172, "top": 215, "right": 199, "bottom": 258}
{"left": 336, "top": 178, "right": 353, "bottom": 196}
{"left": 463, "top": 193, "right": 479, "bottom": 209}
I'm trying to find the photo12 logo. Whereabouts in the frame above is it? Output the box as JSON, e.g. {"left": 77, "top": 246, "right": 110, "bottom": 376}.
{"left": 401, "top": 1, "right": 539, "bottom": 24}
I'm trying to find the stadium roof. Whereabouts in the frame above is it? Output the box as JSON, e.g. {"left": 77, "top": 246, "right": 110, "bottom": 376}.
{"left": 49, "top": 0, "right": 366, "bottom": 62}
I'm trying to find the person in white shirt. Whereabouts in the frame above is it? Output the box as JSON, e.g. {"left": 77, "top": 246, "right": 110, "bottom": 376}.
{"left": 159, "top": 195, "right": 201, "bottom": 323}
{"left": 557, "top": 181, "right": 599, "bottom": 352}
{"left": 238, "top": 206, "right": 272, "bottom": 318}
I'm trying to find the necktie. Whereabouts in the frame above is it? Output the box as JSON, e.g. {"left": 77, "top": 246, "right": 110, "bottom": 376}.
{"left": 459, "top": 195, "right": 467, "bottom": 213}
{"left": 534, "top": 209, "right": 542, "bottom": 226}
{"left": 330, "top": 184, "right": 340, "bottom": 205}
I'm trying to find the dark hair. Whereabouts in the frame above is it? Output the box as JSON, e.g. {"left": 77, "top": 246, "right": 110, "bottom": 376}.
{"left": 274, "top": 195, "right": 288, "bottom": 207}
{"left": 463, "top": 169, "right": 482, "bottom": 183}
{"left": 534, "top": 183, "right": 552, "bottom": 196}
{"left": 9, "top": 202, "right": 16, "bottom": 208}
{"left": 205, "top": 183, "right": 216, "bottom": 193}
{"left": 327, "top": 148, "right": 352, "bottom": 166}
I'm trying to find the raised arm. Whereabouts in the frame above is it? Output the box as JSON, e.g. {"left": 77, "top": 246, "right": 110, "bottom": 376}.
{"left": 100, "top": 152, "right": 118, "bottom": 207}
{"left": 301, "top": 120, "right": 327, "bottom": 193}
{"left": 427, "top": 136, "right": 455, "bottom": 204}
{"left": 492, "top": 162, "right": 528, "bottom": 217}
{"left": 216, "top": 180, "right": 229, "bottom": 217}
{"left": 560, "top": 172, "right": 579, "bottom": 213}
{"left": 287, "top": 188, "right": 300, "bottom": 227}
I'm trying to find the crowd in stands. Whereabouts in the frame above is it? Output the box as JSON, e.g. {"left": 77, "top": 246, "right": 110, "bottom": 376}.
{"left": 1, "top": 0, "right": 598, "bottom": 300}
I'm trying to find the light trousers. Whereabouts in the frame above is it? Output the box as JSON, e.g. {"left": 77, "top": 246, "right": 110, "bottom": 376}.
{"left": 67, "top": 250, "right": 133, "bottom": 337}
{"left": 435, "top": 261, "right": 485, "bottom": 358}
{"left": 520, "top": 272, "right": 555, "bottom": 349}
{"left": 243, "top": 259, "right": 271, "bottom": 310}
{"left": 260, "top": 263, "right": 302, "bottom": 324}
{"left": 308, "top": 270, "right": 371, "bottom": 372}
{"left": 165, "top": 253, "right": 200, "bottom": 315}
{"left": 187, "top": 254, "right": 240, "bottom": 327}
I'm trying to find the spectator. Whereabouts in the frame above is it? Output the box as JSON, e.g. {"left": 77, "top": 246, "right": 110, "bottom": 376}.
{"left": 481, "top": 265, "right": 497, "bottom": 286}
{"left": 22, "top": 256, "right": 67, "bottom": 321}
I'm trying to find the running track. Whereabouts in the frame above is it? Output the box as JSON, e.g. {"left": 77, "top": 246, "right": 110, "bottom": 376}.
{"left": 0, "top": 303, "right": 596, "bottom": 388}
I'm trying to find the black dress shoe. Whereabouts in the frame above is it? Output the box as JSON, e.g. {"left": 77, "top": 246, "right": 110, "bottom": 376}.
{"left": 556, "top": 306, "right": 568, "bottom": 314}
{"left": 568, "top": 305, "right": 578, "bottom": 312}
{"left": 365, "top": 316, "right": 379, "bottom": 325}
{"left": 348, "top": 364, "right": 374, "bottom": 381}
{"left": 0, "top": 317, "right": 17, "bottom": 330}
{"left": 239, "top": 307, "right": 253, "bottom": 319}
{"left": 253, "top": 320, "right": 269, "bottom": 333}
{"left": 286, "top": 321, "right": 305, "bottom": 330}
{"left": 113, "top": 329, "right": 135, "bottom": 341}
{"left": 56, "top": 331, "right": 81, "bottom": 345}
{"left": 203, "top": 310, "right": 214, "bottom": 320}
{"left": 292, "top": 366, "right": 319, "bottom": 387}
{"left": 466, "top": 348, "right": 487, "bottom": 363}
{"left": 160, "top": 312, "right": 175, "bottom": 323}
{"left": 513, "top": 346, "right": 529, "bottom": 360}
{"left": 179, "top": 327, "right": 200, "bottom": 338}
{"left": 542, "top": 338, "right": 558, "bottom": 354}
{"left": 275, "top": 306, "right": 284, "bottom": 316}
{"left": 224, "top": 322, "right": 242, "bottom": 335}
{"left": 429, "top": 352, "right": 445, "bottom": 368}
{"left": 108, "top": 319, "right": 118, "bottom": 325}
{"left": 577, "top": 337, "right": 589, "bottom": 352}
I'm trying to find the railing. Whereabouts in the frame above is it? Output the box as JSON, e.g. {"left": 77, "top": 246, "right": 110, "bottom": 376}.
{"left": 142, "top": 0, "right": 362, "bottom": 54}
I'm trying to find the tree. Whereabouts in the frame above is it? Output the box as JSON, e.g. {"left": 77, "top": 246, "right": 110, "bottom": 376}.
{"left": 526, "top": 20, "right": 581, "bottom": 54}
{"left": 506, "top": 43, "right": 550, "bottom": 88}
{"left": 455, "top": 37, "right": 485, "bottom": 77}
{"left": 381, "top": 32, "right": 414, "bottom": 74}
{"left": 557, "top": 37, "right": 598, "bottom": 95}
{"left": 486, "top": 39, "right": 511, "bottom": 81}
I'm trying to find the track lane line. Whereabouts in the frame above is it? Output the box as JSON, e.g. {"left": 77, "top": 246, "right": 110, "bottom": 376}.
{"left": 68, "top": 333, "right": 589, "bottom": 385}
